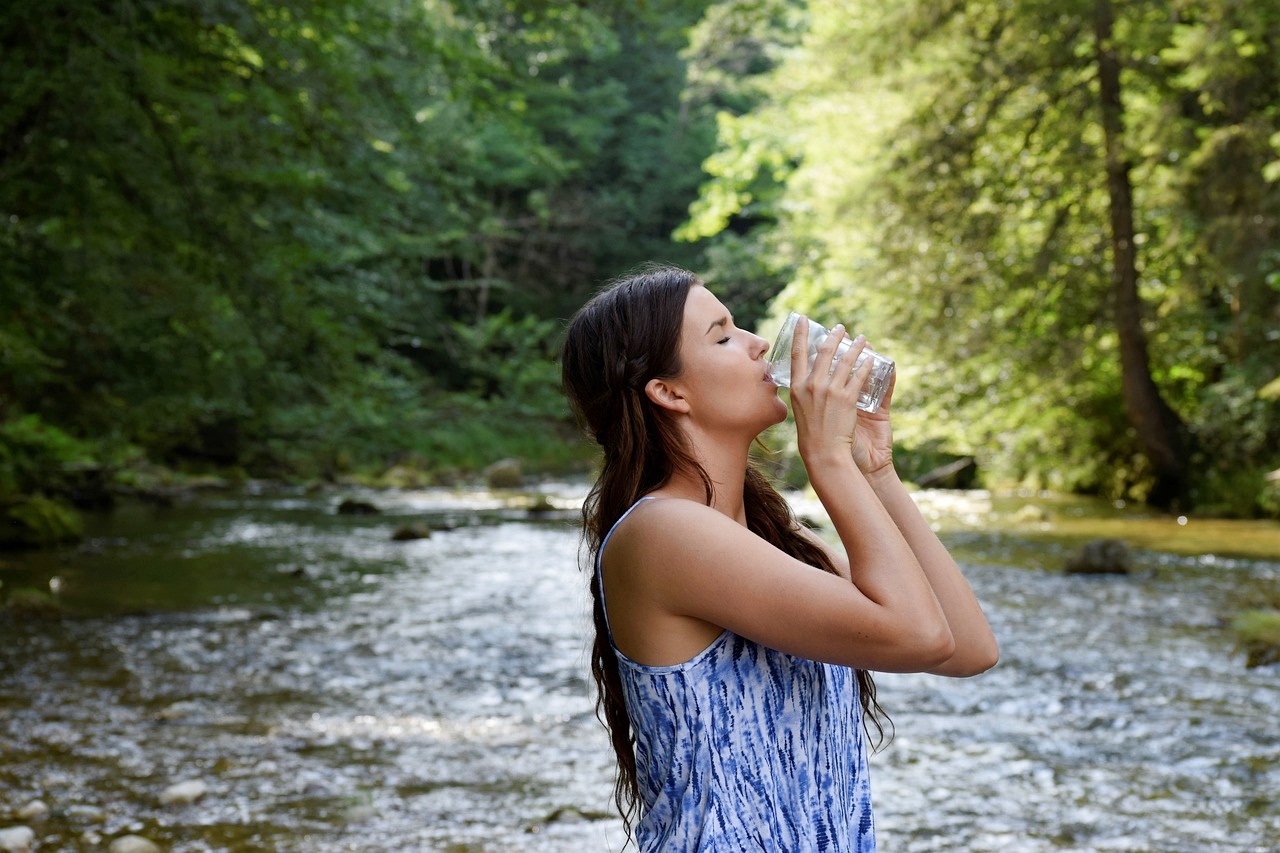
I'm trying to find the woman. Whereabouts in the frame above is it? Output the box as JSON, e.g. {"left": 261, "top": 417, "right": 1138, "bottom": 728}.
{"left": 560, "top": 264, "right": 998, "bottom": 851}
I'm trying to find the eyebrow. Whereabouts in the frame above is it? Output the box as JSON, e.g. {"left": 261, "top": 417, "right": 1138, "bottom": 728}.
{"left": 704, "top": 316, "right": 729, "bottom": 336}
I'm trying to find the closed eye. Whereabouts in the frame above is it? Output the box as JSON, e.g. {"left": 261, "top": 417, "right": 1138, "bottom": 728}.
{"left": 717, "top": 335, "right": 731, "bottom": 345}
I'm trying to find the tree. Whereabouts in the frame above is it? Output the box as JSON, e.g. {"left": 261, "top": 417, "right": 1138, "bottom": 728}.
{"left": 0, "top": 0, "right": 722, "bottom": 488}
{"left": 1094, "top": 0, "right": 1190, "bottom": 506}
{"left": 680, "top": 0, "right": 1280, "bottom": 512}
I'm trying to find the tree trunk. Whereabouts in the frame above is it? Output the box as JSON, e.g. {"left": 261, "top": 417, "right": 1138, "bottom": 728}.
{"left": 1094, "top": 0, "right": 1190, "bottom": 508}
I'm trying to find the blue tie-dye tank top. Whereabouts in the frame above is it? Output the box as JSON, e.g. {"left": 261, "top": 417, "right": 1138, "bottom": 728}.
{"left": 598, "top": 498, "right": 876, "bottom": 852}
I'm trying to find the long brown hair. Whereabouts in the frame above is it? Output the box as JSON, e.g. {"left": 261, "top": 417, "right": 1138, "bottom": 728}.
{"left": 560, "top": 264, "right": 890, "bottom": 837}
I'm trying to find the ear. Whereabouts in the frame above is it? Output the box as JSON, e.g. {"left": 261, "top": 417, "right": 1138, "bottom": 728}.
{"left": 644, "top": 377, "right": 691, "bottom": 414}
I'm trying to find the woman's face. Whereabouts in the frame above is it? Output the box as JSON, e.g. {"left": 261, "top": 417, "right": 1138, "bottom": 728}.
{"left": 670, "top": 285, "right": 788, "bottom": 436}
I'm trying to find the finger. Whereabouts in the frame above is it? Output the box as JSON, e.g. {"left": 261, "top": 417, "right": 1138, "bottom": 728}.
{"left": 818, "top": 323, "right": 848, "bottom": 384}
{"left": 790, "top": 316, "right": 811, "bottom": 385}
{"left": 843, "top": 335, "right": 873, "bottom": 388}
{"left": 878, "top": 368, "right": 897, "bottom": 410}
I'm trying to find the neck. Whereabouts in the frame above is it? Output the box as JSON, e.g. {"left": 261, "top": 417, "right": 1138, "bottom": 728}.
{"left": 660, "top": 425, "right": 752, "bottom": 525}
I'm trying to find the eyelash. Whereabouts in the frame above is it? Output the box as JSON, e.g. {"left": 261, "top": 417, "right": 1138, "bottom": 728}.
{"left": 717, "top": 335, "right": 731, "bottom": 345}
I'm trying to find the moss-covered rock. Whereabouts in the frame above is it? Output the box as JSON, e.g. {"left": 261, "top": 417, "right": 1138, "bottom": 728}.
{"left": 484, "top": 458, "right": 524, "bottom": 489}
{"left": 1, "top": 496, "right": 83, "bottom": 549}
{"left": 5, "top": 585, "right": 65, "bottom": 617}
{"left": 1064, "top": 538, "right": 1131, "bottom": 575}
{"left": 337, "top": 497, "right": 380, "bottom": 515}
{"left": 1232, "top": 609, "right": 1280, "bottom": 668}
{"left": 391, "top": 522, "right": 432, "bottom": 541}
{"left": 379, "top": 463, "right": 432, "bottom": 490}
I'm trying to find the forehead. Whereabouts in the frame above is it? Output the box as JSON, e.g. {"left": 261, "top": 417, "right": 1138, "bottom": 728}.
{"left": 682, "top": 285, "right": 727, "bottom": 330}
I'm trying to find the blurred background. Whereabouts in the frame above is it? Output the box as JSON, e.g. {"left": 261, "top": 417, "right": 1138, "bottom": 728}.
{"left": 2, "top": 1, "right": 1279, "bottom": 851}
{"left": 3, "top": 0, "right": 1278, "bottom": 520}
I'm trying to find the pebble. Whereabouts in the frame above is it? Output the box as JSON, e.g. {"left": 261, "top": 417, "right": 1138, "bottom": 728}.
{"left": 157, "top": 700, "right": 201, "bottom": 720}
{"left": 159, "top": 779, "right": 208, "bottom": 806}
{"left": 0, "top": 826, "right": 35, "bottom": 853}
{"left": 14, "top": 801, "right": 47, "bottom": 821}
{"left": 65, "top": 804, "right": 107, "bottom": 823}
{"left": 108, "top": 835, "right": 162, "bottom": 853}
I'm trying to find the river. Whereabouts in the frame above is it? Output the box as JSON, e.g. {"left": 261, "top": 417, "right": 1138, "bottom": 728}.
{"left": 1, "top": 483, "right": 1277, "bottom": 851}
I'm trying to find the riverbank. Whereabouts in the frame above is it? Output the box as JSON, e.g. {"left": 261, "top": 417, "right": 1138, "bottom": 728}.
{"left": 0, "top": 410, "right": 593, "bottom": 551}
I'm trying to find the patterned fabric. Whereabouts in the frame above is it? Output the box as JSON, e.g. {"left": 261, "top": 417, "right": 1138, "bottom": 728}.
{"left": 598, "top": 498, "right": 876, "bottom": 852}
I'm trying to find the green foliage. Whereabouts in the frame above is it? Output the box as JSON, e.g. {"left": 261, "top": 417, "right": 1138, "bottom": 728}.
{"left": 1, "top": 496, "right": 83, "bottom": 549}
{"left": 676, "top": 0, "right": 809, "bottom": 327}
{"left": 1232, "top": 609, "right": 1280, "bottom": 668}
{"left": 449, "top": 311, "right": 567, "bottom": 417}
{"left": 3, "top": 586, "right": 66, "bottom": 617}
{"left": 1, "top": 1, "right": 719, "bottom": 493}
{"left": 0, "top": 416, "right": 97, "bottom": 498}
{"left": 681, "top": 0, "right": 1280, "bottom": 514}
{"left": 13, "top": 0, "right": 1272, "bottom": 515}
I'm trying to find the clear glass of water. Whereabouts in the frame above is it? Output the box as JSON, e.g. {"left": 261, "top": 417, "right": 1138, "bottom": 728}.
{"left": 765, "top": 311, "right": 895, "bottom": 413}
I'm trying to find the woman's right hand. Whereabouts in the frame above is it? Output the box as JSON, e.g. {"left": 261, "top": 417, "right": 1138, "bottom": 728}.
{"left": 787, "top": 317, "right": 878, "bottom": 467}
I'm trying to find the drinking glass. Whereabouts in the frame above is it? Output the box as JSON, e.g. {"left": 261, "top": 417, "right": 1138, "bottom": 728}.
{"left": 765, "top": 311, "right": 895, "bottom": 413}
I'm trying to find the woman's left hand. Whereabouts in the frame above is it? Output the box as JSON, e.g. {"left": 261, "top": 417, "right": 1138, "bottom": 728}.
{"left": 850, "top": 354, "right": 895, "bottom": 476}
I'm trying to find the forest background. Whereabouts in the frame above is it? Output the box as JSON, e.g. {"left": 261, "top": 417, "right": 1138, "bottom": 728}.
{"left": 3, "top": 0, "right": 1279, "bottom": 548}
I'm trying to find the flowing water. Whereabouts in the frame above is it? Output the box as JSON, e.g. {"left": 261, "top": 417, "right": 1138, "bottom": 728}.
{"left": 1, "top": 484, "right": 1277, "bottom": 852}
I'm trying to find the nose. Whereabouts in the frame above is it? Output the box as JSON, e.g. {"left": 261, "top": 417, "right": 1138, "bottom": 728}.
{"left": 750, "top": 332, "right": 770, "bottom": 360}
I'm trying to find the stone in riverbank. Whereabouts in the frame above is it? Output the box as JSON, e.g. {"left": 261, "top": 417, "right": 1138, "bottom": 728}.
{"left": 13, "top": 802, "right": 46, "bottom": 821}
{"left": 337, "top": 498, "right": 380, "bottom": 515}
{"left": 159, "top": 779, "right": 208, "bottom": 806}
{"left": 391, "top": 523, "right": 432, "bottom": 541}
{"left": 484, "top": 458, "right": 524, "bottom": 488}
{"left": 108, "top": 835, "right": 162, "bottom": 853}
{"left": 4, "top": 587, "right": 64, "bottom": 617}
{"left": 0, "top": 496, "right": 83, "bottom": 549}
{"left": 1065, "top": 538, "right": 1131, "bottom": 575}
{"left": 1232, "top": 609, "right": 1280, "bottom": 668}
{"left": 0, "top": 827, "right": 35, "bottom": 853}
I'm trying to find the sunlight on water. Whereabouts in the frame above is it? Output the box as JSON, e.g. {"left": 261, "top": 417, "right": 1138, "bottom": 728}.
{"left": 1, "top": 485, "right": 1277, "bottom": 851}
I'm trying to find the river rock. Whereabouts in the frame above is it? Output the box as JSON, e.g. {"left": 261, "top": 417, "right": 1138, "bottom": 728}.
{"left": 1013, "top": 504, "right": 1049, "bottom": 523}
{"left": 14, "top": 801, "right": 47, "bottom": 821}
{"left": 65, "top": 804, "right": 107, "bottom": 823}
{"left": 108, "top": 835, "right": 162, "bottom": 853}
{"left": 524, "top": 494, "right": 555, "bottom": 514}
{"left": 4, "top": 587, "right": 64, "bottom": 618}
{"left": 380, "top": 464, "right": 429, "bottom": 489}
{"left": 391, "top": 523, "right": 431, "bottom": 541}
{"left": 1232, "top": 609, "right": 1280, "bottom": 669}
{"left": 484, "top": 458, "right": 524, "bottom": 489}
{"left": 0, "top": 496, "right": 83, "bottom": 549}
{"left": 337, "top": 498, "right": 380, "bottom": 516}
{"left": 159, "top": 779, "right": 208, "bottom": 805}
{"left": 1065, "top": 538, "right": 1131, "bottom": 575}
{"left": 0, "top": 827, "right": 34, "bottom": 853}
{"left": 157, "top": 700, "right": 202, "bottom": 720}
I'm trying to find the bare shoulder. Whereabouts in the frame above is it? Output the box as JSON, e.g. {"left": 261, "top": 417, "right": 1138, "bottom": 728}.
{"left": 601, "top": 494, "right": 953, "bottom": 671}
{"left": 599, "top": 498, "right": 752, "bottom": 665}
{"left": 603, "top": 497, "right": 742, "bottom": 567}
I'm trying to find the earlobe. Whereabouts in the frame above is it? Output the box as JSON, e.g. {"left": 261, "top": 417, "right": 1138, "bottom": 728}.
{"left": 644, "top": 378, "right": 691, "bottom": 414}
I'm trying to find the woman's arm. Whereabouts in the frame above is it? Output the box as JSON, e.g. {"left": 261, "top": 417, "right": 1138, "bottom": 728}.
{"left": 865, "top": 466, "right": 999, "bottom": 676}
{"left": 842, "top": 343, "right": 998, "bottom": 676}
{"left": 608, "top": 488, "right": 956, "bottom": 673}
{"left": 605, "top": 323, "right": 956, "bottom": 673}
